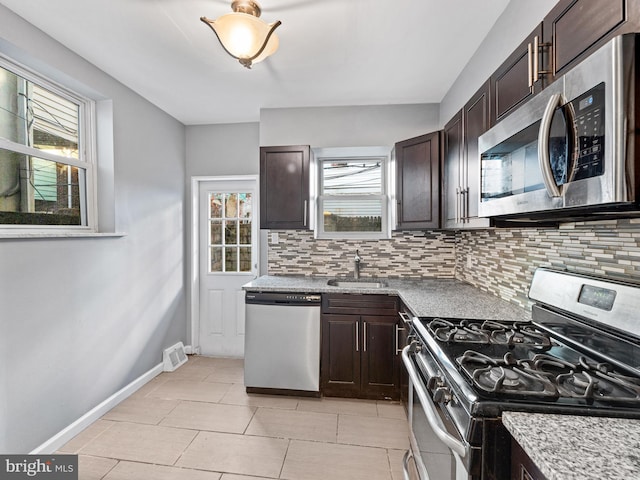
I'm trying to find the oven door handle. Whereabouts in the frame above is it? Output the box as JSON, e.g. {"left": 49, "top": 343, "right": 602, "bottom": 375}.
{"left": 401, "top": 345, "right": 467, "bottom": 458}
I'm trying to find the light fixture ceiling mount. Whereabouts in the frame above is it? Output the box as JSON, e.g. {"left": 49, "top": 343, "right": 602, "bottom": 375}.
{"left": 201, "top": 0, "right": 281, "bottom": 69}
{"left": 230, "top": 0, "right": 262, "bottom": 16}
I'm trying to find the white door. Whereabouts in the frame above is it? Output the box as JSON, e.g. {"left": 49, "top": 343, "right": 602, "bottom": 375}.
{"left": 198, "top": 178, "right": 258, "bottom": 357}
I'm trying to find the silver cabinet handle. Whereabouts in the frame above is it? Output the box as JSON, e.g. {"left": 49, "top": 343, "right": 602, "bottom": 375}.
{"left": 461, "top": 187, "right": 469, "bottom": 222}
{"left": 363, "top": 321, "right": 367, "bottom": 352}
{"left": 395, "top": 324, "right": 406, "bottom": 354}
{"left": 534, "top": 35, "right": 552, "bottom": 79}
{"left": 355, "top": 321, "right": 359, "bottom": 352}
{"left": 303, "top": 200, "right": 307, "bottom": 226}
{"left": 455, "top": 187, "right": 460, "bottom": 224}
{"left": 538, "top": 93, "right": 563, "bottom": 198}
{"left": 398, "top": 311, "right": 413, "bottom": 325}
{"left": 533, "top": 35, "right": 540, "bottom": 84}
{"left": 528, "top": 41, "right": 534, "bottom": 89}
{"left": 465, "top": 187, "right": 469, "bottom": 222}
{"left": 401, "top": 345, "right": 467, "bottom": 457}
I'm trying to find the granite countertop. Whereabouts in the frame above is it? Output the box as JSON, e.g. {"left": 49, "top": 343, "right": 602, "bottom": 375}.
{"left": 503, "top": 411, "right": 640, "bottom": 480}
{"left": 242, "top": 275, "right": 529, "bottom": 321}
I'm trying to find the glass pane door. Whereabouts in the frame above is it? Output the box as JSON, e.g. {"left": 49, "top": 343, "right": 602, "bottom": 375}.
{"left": 208, "top": 192, "right": 253, "bottom": 273}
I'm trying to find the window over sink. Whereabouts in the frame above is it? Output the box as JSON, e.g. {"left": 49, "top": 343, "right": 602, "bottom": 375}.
{"left": 314, "top": 146, "right": 391, "bottom": 240}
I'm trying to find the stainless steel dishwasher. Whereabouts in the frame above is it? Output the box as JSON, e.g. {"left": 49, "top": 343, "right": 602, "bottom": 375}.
{"left": 244, "top": 292, "right": 321, "bottom": 395}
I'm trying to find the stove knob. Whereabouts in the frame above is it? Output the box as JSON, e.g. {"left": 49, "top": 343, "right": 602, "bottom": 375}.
{"left": 433, "top": 386, "right": 453, "bottom": 404}
{"left": 427, "top": 376, "right": 444, "bottom": 390}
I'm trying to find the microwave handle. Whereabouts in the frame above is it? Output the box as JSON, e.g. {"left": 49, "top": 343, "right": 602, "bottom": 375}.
{"left": 401, "top": 345, "right": 467, "bottom": 458}
{"left": 538, "top": 93, "right": 563, "bottom": 197}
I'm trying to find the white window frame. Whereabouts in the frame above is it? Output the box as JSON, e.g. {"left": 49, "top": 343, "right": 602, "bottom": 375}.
{"left": 206, "top": 191, "right": 256, "bottom": 274}
{"left": 314, "top": 146, "right": 392, "bottom": 240}
{"left": 0, "top": 53, "right": 97, "bottom": 234}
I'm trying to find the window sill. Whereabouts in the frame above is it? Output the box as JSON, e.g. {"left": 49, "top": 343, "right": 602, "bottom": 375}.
{"left": 0, "top": 232, "right": 127, "bottom": 240}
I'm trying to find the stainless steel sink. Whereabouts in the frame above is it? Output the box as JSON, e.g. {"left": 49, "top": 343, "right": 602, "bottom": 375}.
{"left": 327, "top": 279, "right": 387, "bottom": 288}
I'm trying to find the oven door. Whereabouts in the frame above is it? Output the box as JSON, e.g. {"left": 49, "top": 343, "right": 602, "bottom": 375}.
{"left": 478, "top": 81, "right": 566, "bottom": 218}
{"left": 402, "top": 345, "right": 469, "bottom": 480}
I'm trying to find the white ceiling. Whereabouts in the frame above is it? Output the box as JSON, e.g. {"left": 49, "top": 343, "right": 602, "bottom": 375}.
{"left": 0, "top": 0, "right": 510, "bottom": 125}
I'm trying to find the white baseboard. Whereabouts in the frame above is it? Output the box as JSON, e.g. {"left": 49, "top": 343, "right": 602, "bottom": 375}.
{"left": 30, "top": 362, "right": 164, "bottom": 454}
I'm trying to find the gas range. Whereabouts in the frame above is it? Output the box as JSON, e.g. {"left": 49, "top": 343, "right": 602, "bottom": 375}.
{"left": 419, "top": 317, "right": 640, "bottom": 410}
{"left": 402, "top": 268, "right": 640, "bottom": 480}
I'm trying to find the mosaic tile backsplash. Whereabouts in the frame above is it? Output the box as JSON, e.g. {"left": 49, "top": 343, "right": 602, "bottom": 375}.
{"left": 455, "top": 219, "right": 640, "bottom": 310}
{"left": 267, "top": 230, "right": 457, "bottom": 279}
{"left": 267, "top": 219, "right": 640, "bottom": 311}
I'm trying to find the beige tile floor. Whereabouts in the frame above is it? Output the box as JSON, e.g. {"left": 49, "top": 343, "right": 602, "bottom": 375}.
{"left": 59, "top": 356, "right": 410, "bottom": 480}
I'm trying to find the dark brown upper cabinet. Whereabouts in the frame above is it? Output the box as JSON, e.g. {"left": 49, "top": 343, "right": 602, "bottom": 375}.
{"left": 543, "top": 0, "right": 640, "bottom": 79}
{"left": 395, "top": 131, "right": 441, "bottom": 230}
{"left": 491, "top": 24, "right": 544, "bottom": 124}
{"left": 492, "top": 0, "right": 640, "bottom": 126}
{"left": 463, "top": 81, "right": 492, "bottom": 227}
{"left": 259, "top": 145, "right": 310, "bottom": 230}
{"left": 443, "top": 110, "right": 463, "bottom": 229}
{"left": 443, "top": 82, "right": 492, "bottom": 229}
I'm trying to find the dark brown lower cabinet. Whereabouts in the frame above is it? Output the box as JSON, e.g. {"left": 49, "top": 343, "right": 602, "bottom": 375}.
{"left": 321, "top": 294, "right": 401, "bottom": 400}
{"left": 360, "top": 315, "right": 400, "bottom": 399}
{"left": 511, "top": 437, "right": 548, "bottom": 480}
{"left": 321, "top": 314, "right": 361, "bottom": 398}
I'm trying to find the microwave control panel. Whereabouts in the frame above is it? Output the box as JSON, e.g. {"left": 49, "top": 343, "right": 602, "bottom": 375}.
{"left": 570, "top": 82, "right": 605, "bottom": 181}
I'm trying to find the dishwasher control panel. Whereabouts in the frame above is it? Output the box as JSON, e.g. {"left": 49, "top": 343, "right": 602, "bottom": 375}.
{"left": 245, "top": 292, "right": 322, "bottom": 305}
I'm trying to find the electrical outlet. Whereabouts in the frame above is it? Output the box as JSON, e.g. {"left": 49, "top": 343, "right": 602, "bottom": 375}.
{"left": 271, "top": 232, "right": 279, "bottom": 244}
{"left": 466, "top": 256, "right": 472, "bottom": 269}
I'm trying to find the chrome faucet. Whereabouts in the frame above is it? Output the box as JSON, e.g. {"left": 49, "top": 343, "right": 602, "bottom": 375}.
{"left": 354, "top": 249, "right": 362, "bottom": 279}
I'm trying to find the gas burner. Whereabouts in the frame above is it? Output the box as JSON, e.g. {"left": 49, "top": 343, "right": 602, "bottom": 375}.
{"left": 430, "top": 319, "right": 491, "bottom": 343}
{"left": 455, "top": 349, "right": 640, "bottom": 403}
{"left": 556, "top": 368, "right": 640, "bottom": 402}
{"left": 489, "top": 323, "right": 552, "bottom": 347}
{"left": 458, "top": 350, "right": 558, "bottom": 397}
{"left": 528, "top": 354, "right": 576, "bottom": 370}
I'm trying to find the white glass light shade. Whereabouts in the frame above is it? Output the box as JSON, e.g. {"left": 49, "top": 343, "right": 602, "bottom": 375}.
{"left": 252, "top": 31, "right": 279, "bottom": 64}
{"left": 203, "top": 12, "right": 280, "bottom": 68}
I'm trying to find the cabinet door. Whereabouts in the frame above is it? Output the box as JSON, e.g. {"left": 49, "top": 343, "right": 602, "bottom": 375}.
{"left": 491, "top": 24, "right": 543, "bottom": 123}
{"left": 443, "top": 110, "right": 463, "bottom": 228}
{"left": 322, "top": 294, "right": 399, "bottom": 317}
{"left": 395, "top": 131, "right": 441, "bottom": 230}
{"left": 360, "top": 315, "right": 400, "bottom": 400}
{"left": 321, "top": 314, "right": 361, "bottom": 398}
{"left": 462, "top": 81, "right": 492, "bottom": 228}
{"left": 543, "top": 0, "right": 637, "bottom": 79}
{"left": 511, "top": 437, "right": 549, "bottom": 480}
{"left": 260, "top": 145, "right": 310, "bottom": 230}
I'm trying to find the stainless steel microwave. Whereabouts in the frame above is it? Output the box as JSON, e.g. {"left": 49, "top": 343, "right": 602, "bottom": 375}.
{"left": 478, "top": 34, "right": 640, "bottom": 220}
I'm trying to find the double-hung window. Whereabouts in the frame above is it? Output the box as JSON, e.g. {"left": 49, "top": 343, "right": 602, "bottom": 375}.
{"left": 0, "top": 56, "right": 95, "bottom": 232}
{"left": 316, "top": 147, "right": 390, "bottom": 239}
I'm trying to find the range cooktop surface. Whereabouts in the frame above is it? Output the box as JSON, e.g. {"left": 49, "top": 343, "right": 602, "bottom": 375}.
{"left": 420, "top": 316, "right": 640, "bottom": 411}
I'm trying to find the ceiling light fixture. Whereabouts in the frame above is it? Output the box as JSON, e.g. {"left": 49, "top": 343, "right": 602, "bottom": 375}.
{"left": 200, "top": 0, "right": 281, "bottom": 69}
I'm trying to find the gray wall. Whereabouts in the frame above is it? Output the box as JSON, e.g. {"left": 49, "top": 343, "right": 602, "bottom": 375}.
{"left": 258, "top": 104, "right": 440, "bottom": 274}
{"left": 184, "top": 122, "right": 260, "bottom": 339}
{"left": 0, "top": 5, "right": 186, "bottom": 453}
{"left": 186, "top": 123, "right": 260, "bottom": 178}
{"left": 260, "top": 104, "right": 440, "bottom": 147}
{"left": 0, "top": 0, "right": 590, "bottom": 454}
{"left": 439, "top": 0, "right": 558, "bottom": 125}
